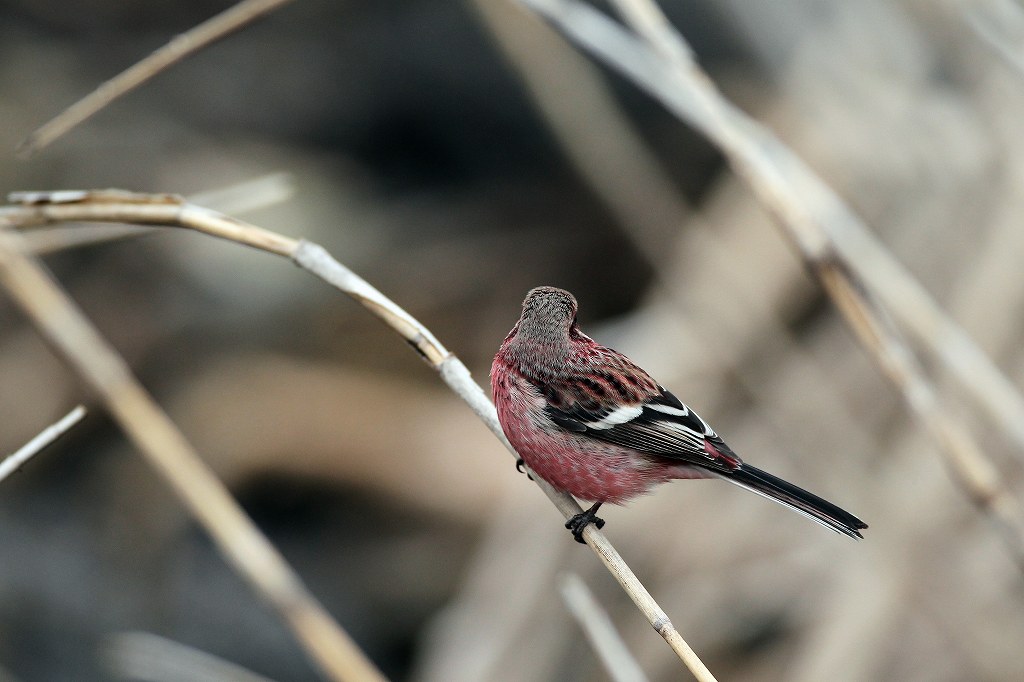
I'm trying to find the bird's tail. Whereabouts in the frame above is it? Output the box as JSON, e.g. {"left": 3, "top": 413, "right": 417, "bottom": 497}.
{"left": 719, "top": 464, "right": 867, "bottom": 539}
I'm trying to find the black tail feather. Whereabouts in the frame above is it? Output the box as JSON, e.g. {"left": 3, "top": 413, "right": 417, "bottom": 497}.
{"left": 720, "top": 464, "right": 867, "bottom": 539}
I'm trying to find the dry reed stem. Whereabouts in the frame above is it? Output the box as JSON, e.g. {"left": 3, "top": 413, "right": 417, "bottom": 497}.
{"left": 518, "top": 0, "right": 1024, "bottom": 572}
{"left": 560, "top": 573, "right": 649, "bottom": 682}
{"left": 0, "top": 225, "right": 385, "bottom": 681}
{"left": 828, "top": 224, "right": 1024, "bottom": 453}
{"left": 0, "top": 405, "right": 86, "bottom": 483}
{"left": 0, "top": 189, "right": 717, "bottom": 682}
{"left": 16, "top": 0, "right": 296, "bottom": 157}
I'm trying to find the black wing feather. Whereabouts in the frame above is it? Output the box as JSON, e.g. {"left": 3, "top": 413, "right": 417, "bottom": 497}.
{"left": 542, "top": 384, "right": 735, "bottom": 471}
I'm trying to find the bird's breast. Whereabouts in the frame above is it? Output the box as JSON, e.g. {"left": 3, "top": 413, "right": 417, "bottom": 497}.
{"left": 491, "top": 365, "right": 676, "bottom": 504}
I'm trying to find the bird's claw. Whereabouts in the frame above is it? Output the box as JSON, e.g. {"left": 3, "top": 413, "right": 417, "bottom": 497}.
{"left": 515, "top": 458, "right": 533, "bottom": 480}
{"left": 565, "top": 507, "right": 605, "bottom": 544}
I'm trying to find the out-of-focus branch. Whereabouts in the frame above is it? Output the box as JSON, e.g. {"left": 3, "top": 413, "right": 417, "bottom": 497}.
{"left": 0, "top": 189, "right": 717, "bottom": 682}
{"left": 104, "top": 631, "right": 275, "bottom": 682}
{"left": 0, "top": 405, "right": 86, "bottom": 483}
{"left": 560, "top": 573, "right": 650, "bottom": 682}
{"left": 0, "top": 222, "right": 384, "bottom": 681}
{"left": 966, "top": 0, "right": 1024, "bottom": 79}
{"left": 468, "top": 0, "right": 688, "bottom": 267}
{"left": 17, "top": 0, "right": 296, "bottom": 157}
{"left": 517, "top": 0, "right": 1024, "bottom": 569}
{"left": 829, "top": 221, "right": 1024, "bottom": 453}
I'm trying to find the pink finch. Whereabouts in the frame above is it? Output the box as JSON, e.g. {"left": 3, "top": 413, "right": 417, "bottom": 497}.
{"left": 491, "top": 286, "right": 867, "bottom": 543}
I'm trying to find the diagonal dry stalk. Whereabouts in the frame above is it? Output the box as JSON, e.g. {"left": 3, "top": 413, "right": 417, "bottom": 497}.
{"left": 17, "top": 0, "right": 296, "bottom": 157}
{"left": 517, "top": 0, "right": 1024, "bottom": 569}
{"left": 0, "top": 405, "right": 87, "bottom": 483}
{"left": 0, "top": 190, "right": 718, "bottom": 682}
{"left": 0, "top": 215, "right": 384, "bottom": 681}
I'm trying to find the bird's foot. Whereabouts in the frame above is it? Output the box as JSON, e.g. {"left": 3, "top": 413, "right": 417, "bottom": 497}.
{"left": 515, "top": 458, "right": 533, "bottom": 480}
{"left": 565, "top": 503, "right": 605, "bottom": 544}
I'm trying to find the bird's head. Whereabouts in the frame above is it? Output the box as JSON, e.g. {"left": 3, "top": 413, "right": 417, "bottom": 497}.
{"left": 503, "top": 287, "right": 585, "bottom": 378}
{"left": 519, "top": 286, "right": 578, "bottom": 337}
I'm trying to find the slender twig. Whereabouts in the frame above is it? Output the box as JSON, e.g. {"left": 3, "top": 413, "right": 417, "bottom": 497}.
{"left": 0, "top": 190, "right": 716, "bottom": 680}
{"left": 17, "top": 0, "right": 296, "bottom": 157}
{"left": 104, "top": 631, "right": 275, "bottom": 682}
{"left": 0, "top": 405, "right": 86, "bottom": 483}
{"left": 517, "top": 0, "right": 1024, "bottom": 573}
{"left": 0, "top": 225, "right": 384, "bottom": 681}
{"left": 560, "top": 573, "right": 650, "bottom": 682}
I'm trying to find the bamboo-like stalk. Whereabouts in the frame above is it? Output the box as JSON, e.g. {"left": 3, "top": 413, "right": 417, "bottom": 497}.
{"left": 517, "top": 0, "right": 1024, "bottom": 572}
{"left": 0, "top": 190, "right": 717, "bottom": 681}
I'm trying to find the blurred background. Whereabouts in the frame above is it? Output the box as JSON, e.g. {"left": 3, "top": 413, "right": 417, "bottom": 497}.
{"left": 2, "top": 0, "right": 1024, "bottom": 679}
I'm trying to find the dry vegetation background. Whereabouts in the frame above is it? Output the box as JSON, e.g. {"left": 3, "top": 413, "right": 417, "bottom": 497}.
{"left": 2, "top": 0, "right": 1024, "bottom": 680}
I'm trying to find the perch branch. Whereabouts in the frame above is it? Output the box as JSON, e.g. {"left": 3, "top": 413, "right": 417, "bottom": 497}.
{"left": 0, "top": 405, "right": 86, "bottom": 483}
{"left": 0, "top": 223, "right": 384, "bottom": 681}
{"left": 0, "top": 189, "right": 717, "bottom": 681}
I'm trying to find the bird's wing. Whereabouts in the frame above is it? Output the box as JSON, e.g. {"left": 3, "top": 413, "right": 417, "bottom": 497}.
{"left": 537, "top": 374, "right": 741, "bottom": 473}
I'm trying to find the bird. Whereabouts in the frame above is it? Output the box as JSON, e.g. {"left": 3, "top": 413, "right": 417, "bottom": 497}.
{"left": 490, "top": 286, "right": 868, "bottom": 543}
